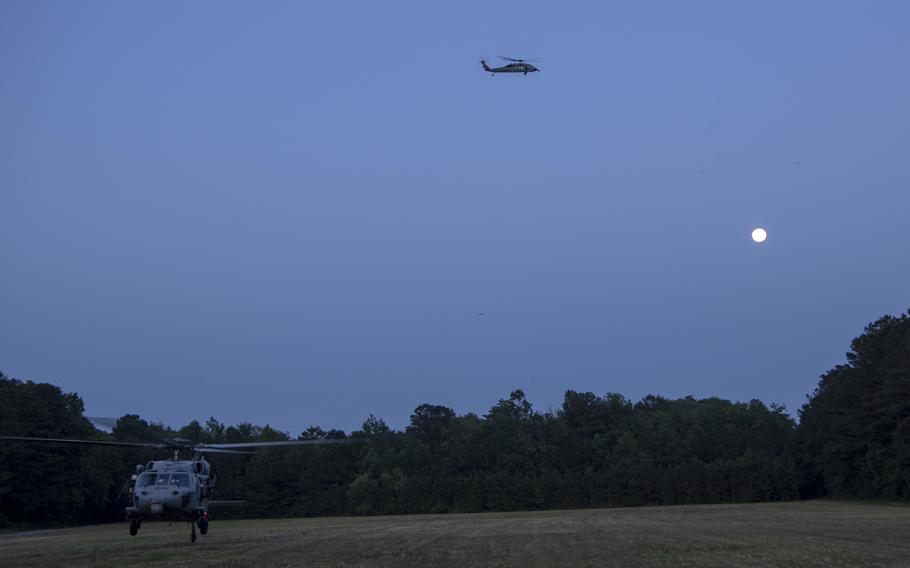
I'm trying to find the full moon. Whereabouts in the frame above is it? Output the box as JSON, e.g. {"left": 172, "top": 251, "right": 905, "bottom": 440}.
{"left": 751, "top": 228, "right": 767, "bottom": 243}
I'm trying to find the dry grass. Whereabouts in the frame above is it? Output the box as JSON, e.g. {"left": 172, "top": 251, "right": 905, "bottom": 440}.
{"left": 2, "top": 501, "right": 909, "bottom": 567}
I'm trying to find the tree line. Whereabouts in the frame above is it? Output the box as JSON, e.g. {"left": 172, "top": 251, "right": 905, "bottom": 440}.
{"left": 1, "top": 310, "right": 908, "bottom": 527}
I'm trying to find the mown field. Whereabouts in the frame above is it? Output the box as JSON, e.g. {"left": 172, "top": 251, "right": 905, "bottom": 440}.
{"left": 2, "top": 501, "right": 909, "bottom": 567}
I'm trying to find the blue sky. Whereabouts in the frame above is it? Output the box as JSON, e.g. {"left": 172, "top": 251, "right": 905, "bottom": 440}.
{"left": 2, "top": 1, "right": 908, "bottom": 433}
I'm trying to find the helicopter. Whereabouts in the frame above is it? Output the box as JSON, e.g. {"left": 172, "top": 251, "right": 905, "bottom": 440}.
{"left": 481, "top": 56, "right": 541, "bottom": 76}
{"left": 0, "top": 431, "right": 355, "bottom": 543}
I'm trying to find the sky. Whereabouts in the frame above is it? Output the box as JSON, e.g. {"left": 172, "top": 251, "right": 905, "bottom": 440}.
{"left": 2, "top": 1, "right": 909, "bottom": 434}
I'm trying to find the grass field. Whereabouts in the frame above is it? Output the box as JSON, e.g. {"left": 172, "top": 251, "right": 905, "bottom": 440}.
{"left": 2, "top": 501, "right": 909, "bottom": 567}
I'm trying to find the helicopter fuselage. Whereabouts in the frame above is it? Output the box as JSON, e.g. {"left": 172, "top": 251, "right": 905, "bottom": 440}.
{"left": 481, "top": 60, "right": 539, "bottom": 75}
{"left": 127, "top": 459, "right": 213, "bottom": 524}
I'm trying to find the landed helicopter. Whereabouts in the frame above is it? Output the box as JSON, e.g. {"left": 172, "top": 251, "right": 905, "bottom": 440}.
{"left": 0, "top": 431, "right": 354, "bottom": 543}
{"left": 481, "top": 56, "right": 541, "bottom": 76}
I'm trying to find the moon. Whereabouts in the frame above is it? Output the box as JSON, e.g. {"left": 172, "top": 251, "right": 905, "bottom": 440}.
{"left": 751, "top": 228, "right": 767, "bottom": 243}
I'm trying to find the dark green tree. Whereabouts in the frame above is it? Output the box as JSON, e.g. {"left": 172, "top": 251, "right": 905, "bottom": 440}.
{"left": 798, "top": 311, "right": 910, "bottom": 499}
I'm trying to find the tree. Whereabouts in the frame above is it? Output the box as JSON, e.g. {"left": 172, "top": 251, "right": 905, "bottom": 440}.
{"left": 0, "top": 374, "right": 124, "bottom": 526}
{"left": 797, "top": 311, "right": 910, "bottom": 499}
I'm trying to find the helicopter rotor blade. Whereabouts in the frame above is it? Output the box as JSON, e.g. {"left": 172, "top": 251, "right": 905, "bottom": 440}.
{"left": 87, "top": 416, "right": 176, "bottom": 446}
{"left": 3, "top": 431, "right": 363, "bottom": 456}
{"left": 202, "top": 439, "right": 359, "bottom": 450}
{"left": 0, "top": 435, "right": 161, "bottom": 449}
{"left": 191, "top": 447, "right": 253, "bottom": 455}
{"left": 86, "top": 416, "right": 118, "bottom": 431}
{"left": 497, "top": 56, "right": 541, "bottom": 62}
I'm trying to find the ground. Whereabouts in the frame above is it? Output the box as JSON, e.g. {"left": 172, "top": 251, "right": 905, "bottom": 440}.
{"left": 2, "top": 501, "right": 909, "bottom": 567}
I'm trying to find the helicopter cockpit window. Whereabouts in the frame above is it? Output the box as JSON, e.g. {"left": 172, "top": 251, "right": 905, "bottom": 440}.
{"left": 155, "top": 474, "right": 171, "bottom": 486}
{"left": 171, "top": 473, "right": 190, "bottom": 487}
{"left": 137, "top": 474, "right": 157, "bottom": 488}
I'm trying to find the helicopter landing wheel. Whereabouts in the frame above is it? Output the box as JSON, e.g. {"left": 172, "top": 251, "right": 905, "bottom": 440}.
{"left": 129, "top": 518, "right": 139, "bottom": 536}
{"left": 198, "top": 517, "right": 209, "bottom": 535}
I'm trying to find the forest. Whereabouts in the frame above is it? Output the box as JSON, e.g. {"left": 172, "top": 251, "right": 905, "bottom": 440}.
{"left": 1, "top": 311, "right": 908, "bottom": 527}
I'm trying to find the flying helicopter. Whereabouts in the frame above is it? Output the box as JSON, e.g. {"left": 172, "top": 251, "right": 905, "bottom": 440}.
{"left": 481, "top": 56, "right": 541, "bottom": 76}
{"left": 0, "top": 429, "right": 356, "bottom": 543}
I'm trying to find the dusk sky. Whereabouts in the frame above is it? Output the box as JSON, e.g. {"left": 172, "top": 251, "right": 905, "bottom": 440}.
{"left": 2, "top": 1, "right": 908, "bottom": 434}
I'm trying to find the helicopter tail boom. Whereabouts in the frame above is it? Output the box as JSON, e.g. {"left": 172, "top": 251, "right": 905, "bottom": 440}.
{"left": 481, "top": 60, "right": 492, "bottom": 72}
